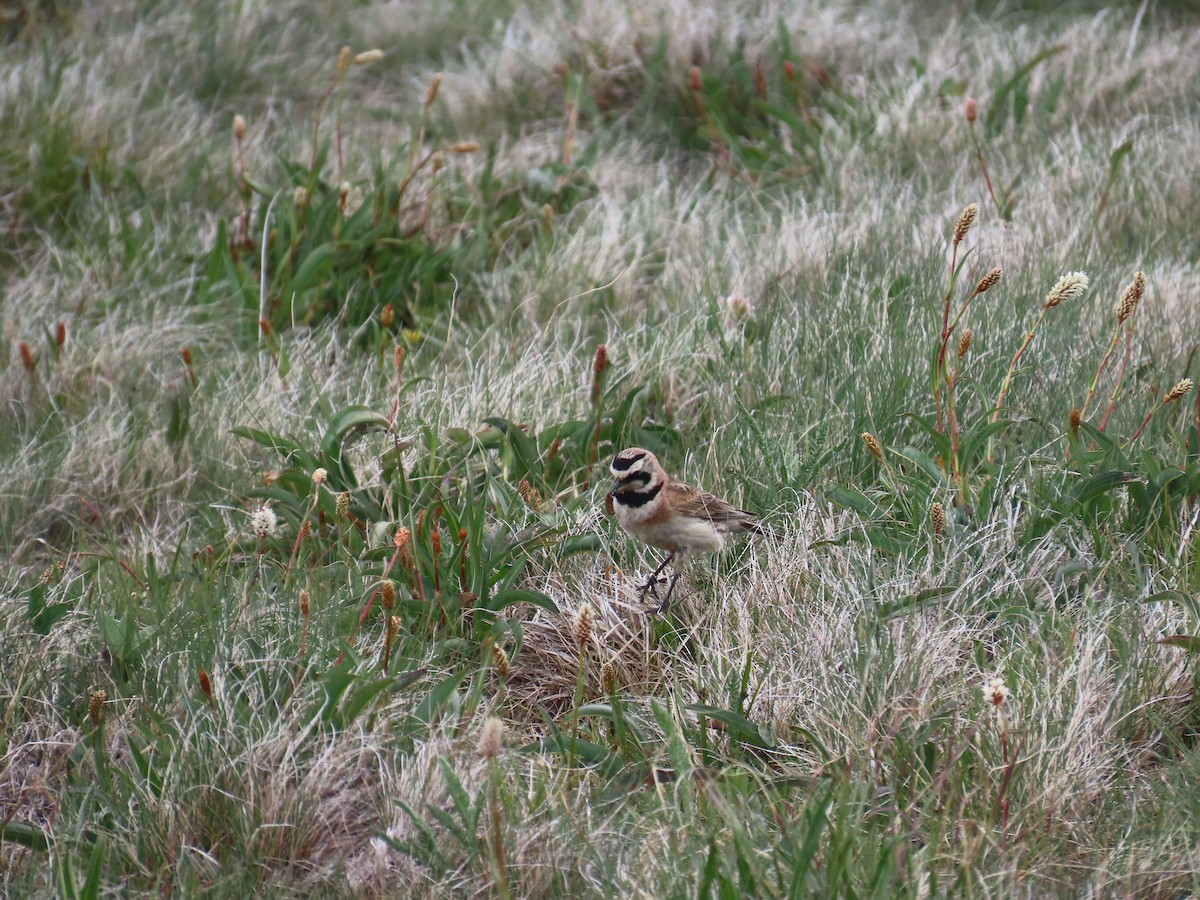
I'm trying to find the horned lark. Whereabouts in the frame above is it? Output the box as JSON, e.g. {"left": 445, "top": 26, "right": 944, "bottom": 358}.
{"left": 607, "top": 447, "right": 778, "bottom": 615}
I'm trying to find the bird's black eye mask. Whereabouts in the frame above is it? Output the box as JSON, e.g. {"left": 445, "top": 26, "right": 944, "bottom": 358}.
{"left": 613, "top": 481, "right": 662, "bottom": 507}
{"left": 611, "top": 452, "right": 647, "bottom": 472}
{"left": 614, "top": 471, "right": 652, "bottom": 491}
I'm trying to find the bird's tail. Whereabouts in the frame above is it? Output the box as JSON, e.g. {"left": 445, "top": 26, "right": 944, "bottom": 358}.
{"left": 747, "top": 519, "right": 783, "bottom": 540}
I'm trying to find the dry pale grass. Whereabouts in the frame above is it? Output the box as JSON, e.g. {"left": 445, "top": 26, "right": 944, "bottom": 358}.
{"left": 4, "top": 0, "right": 1200, "bottom": 895}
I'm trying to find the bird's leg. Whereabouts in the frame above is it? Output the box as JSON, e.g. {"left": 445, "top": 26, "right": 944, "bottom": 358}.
{"left": 639, "top": 552, "right": 675, "bottom": 600}
{"left": 651, "top": 571, "right": 684, "bottom": 616}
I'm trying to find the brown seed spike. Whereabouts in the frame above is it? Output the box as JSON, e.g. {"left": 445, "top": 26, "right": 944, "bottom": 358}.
{"left": 198, "top": 668, "right": 214, "bottom": 706}
{"left": 953, "top": 203, "right": 979, "bottom": 246}
{"left": 1117, "top": 271, "right": 1146, "bottom": 323}
{"left": 965, "top": 97, "right": 978, "bottom": 124}
{"left": 88, "top": 690, "right": 107, "bottom": 728}
{"left": 381, "top": 580, "right": 396, "bottom": 610}
{"left": 931, "top": 502, "right": 945, "bottom": 536}
{"left": 574, "top": 602, "right": 594, "bottom": 651}
{"left": 975, "top": 267, "right": 1002, "bottom": 295}
{"left": 491, "top": 644, "right": 511, "bottom": 679}
{"left": 1069, "top": 408, "right": 1082, "bottom": 433}
{"left": 958, "top": 328, "right": 973, "bottom": 358}
{"left": 601, "top": 658, "right": 617, "bottom": 695}
{"left": 861, "top": 432, "right": 884, "bottom": 461}
{"left": 477, "top": 716, "right": 504, "bottom": 759}
{"left": 593, "top": 344, "right": 608, "bottom": 377}
{"left": 424, "top": 73, "right": 443, "bottom": 109}
{"left": 1164, "top": 378, "right": 1193, "bottom": 403}
{"left": 336, "top": 491, "right": 350, "bottom": 518}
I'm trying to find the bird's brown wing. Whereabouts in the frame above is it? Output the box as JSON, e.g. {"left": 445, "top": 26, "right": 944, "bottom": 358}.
{"left": 666, "top": 480, "right": 781, "bottom": 538}
{"left": 666, "top": 480, "right": 758, "bottom": 528}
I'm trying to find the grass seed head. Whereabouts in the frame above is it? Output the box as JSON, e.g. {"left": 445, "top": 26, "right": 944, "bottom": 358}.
{"left": 727, "top": 293, "right": 754, "bottom": 320}
{"left": 1069, "top": 408, "right": 1082, "bottom": 433}
{"left": 574, "top": 602, "right": 594, "bottom": 650}
{"left": 381, "top": 580, "right": 396, "bottom": 610}
{"left": 233, "top": 114, "right": 246, "bottom": 140}
{"left": 861, "top": 432, "right": 884, "bottom": 461}
{"left": 958, "top": 328, "right": 973, "bottom": 358}
{"left": 931, "top": 501, "right": 945, "bottom": 536}
{"left": 1165, "top": 378, "right": 1193, "bottom": 403}
{"left": 492, "top": 643, "right": 511, "bottom": 679}
{"left": 198, "top": 668, "right": 214, "bottom": 703}
{"left": 1044, "top": 271, "right": 1089, "bottom": 308}
{"left": 380, "top": 303, "right": 394, "bottom": 329}
{"left": 450, "top": 141, "right": 480, "bottom": 153}
{"left": 517, "top": 479, "right": 544, "bottom": 511}
{"left": 336, "top": 491, "right": 350, "bottom": 518}
{"left": 88, "top": 690, "right": 107, "bottom": 728}
{"left": 311, "top": 467, "right": 328, "bottom": 486}
{"left": 424, "top": 73, "right": 443, "bottom": 109}
{"left": 353, "top": 49, "right": 383, "bottom": 65}
{"left": 252, "top": 505, "right": 278, "bottom": 540}
{"left": 478, "top": 716, "right": 505, "bottom": 759}
{"left": 300, "top": 589, "right": 311, "bottom": 618}
{"left": 965, "top": 97, "right": 978, "bottom": 123}
{"left": 983, "top": 674, "right": 1010, "bottom": 711}
{"left": 1117, "top": 271, "right": 1146, "bottom": 323}
{"left": 953, "top": 203, "right": 979, "bottom": 246}
{"left": 975, "top": 267, "right": 1002, "bottom": 295}
{"left": 593, "top": 343, "right": 608, "bottom": 377}
{"left": 19, "top": 341, "right": 34, "bottom": 372}
{"left": 602, "top": 658, "right": 617, "bottom": 694}
{"left": 55, "top": 321, "right": 66, "bottom": 348}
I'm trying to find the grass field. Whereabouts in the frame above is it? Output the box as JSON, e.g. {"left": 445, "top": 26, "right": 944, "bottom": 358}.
{"left": 3, "top": 0, "right": 1200, "bottom": 895}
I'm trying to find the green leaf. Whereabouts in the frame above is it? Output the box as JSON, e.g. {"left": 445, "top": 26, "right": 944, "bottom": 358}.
{"left": 287, "top": 243, "right": 337, "bottom": 297}
{"left": 487, "top": 588, "right": 558, "bottom": 615}
{"left": 80, "top": 836, "right": 106, "bottom": 900}
{"left": 957, "top": 414, "right": 1010, "bottom": 470}
{"left": 1155, "top": 635, "right": 1200, "bottom": 653}
{"left": 320, "top": 406, "right": 390, "bottom": 463}
{"left": 437, "top": 757, "right": 479, "bottom": 838}
{"left": 165, "top": 384, "right": 190, "bottom": 450}
{"left": 1071, "top": 470, "right": 1139, "bottom": 506}
{"left": 878, "top": 585, "right": 957, "bottom": 619}
{"left": 1142, "top": 591, "right": 1200, "bottom": 622}
{"left": 651, "top": 699, "right": 693, "bottom": 783}
{"left": 1, "top": 821, "right": 53, "bottom": 851}
{"left": 900, "top": 446, "right": 949, "bottom": 488}
{"left": 413, "top": 668, "right": 468, "bottom": 729}
{"left": 787, "top": 779, "right": 833, "bottom": 896}
{"left": 687, "top": 704, "right": 776, "bottom": 749}
{"left": 902, "top": 412, "right": 952, "bottom": 463}
{"left": 231, "top": 425, "right": 311, "bottom": 465}
{"left": 826, "top": 485, "right": 875, "bottom": 515}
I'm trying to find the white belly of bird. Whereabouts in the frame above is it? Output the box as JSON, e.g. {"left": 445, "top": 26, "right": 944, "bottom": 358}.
{"left": 622, "top": 513, "right": 726, "bottom": 556}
